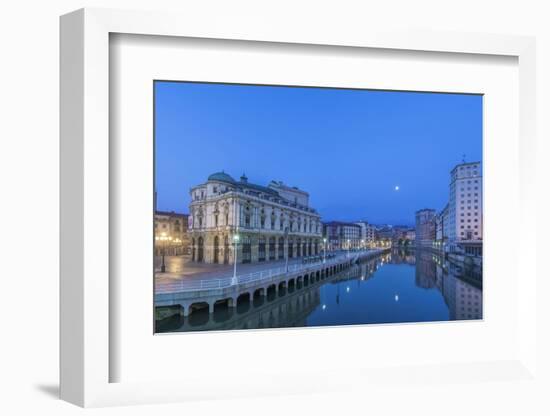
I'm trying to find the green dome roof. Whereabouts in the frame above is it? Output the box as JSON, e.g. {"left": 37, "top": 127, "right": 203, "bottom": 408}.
{"left": 207, "top": 171, "right": 235, "bottom": 183}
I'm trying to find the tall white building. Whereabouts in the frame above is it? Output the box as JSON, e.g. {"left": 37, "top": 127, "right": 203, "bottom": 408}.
{"left": 448, "top": 162, "right": 482, "bottom": 250}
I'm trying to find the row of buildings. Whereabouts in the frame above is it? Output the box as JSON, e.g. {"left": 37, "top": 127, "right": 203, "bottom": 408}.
{"left": 415, "top": 161, "right": 483, "bottom": 257}
{"left": 155, "top": 171, "right": 415, "bottom": 264}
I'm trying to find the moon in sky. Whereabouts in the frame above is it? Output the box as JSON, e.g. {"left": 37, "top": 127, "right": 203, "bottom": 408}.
{"left": 394, "top": 185, "right": 400, "bottom": 191}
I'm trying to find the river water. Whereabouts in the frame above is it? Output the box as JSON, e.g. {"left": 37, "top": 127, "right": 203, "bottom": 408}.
{"left": 156, "top": 249, "right": 482, "bottom": 333}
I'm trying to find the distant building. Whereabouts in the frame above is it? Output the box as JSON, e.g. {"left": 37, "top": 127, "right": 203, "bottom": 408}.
{"left": 188, "top": 172, "right": 322, "bottom": 264}
{"left": 405, "top": 229, "right": 416, "bottom": 241}
{"left": 448, "top": 161, "right": 483, "bottom": 252}
{"left": 376, "top": 226, "right": 393, "bottom": 240}
{"left": 154, "top": 211, "right": 190, "bottom": 256}
{"left": 392, "top": 227, "right": 416, "bottom": 247}
{"left": 354, "top": 221, "right": 376, "bottom": 246}
{"left": 415, "top": 208, "right": 436, "bottom": 248}
{"left": 434, "top": 204, "right": 449, "bottom": 252}
{"left": 322, "top": 221, "right": 362, "bottom": 250}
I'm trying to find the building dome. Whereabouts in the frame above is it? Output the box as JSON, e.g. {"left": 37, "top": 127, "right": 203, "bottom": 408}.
{"left": 207, "top": 171, "right": 235, "bottom": 183}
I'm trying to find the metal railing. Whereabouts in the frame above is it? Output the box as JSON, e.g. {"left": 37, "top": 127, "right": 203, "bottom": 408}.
{"left": 156, "top": 249, "right": 385, "bottom": 294}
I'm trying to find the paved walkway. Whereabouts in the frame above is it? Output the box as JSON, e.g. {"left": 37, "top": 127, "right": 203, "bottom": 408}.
{"left": 155, "top": 251, "right": 350, "bottom": 287}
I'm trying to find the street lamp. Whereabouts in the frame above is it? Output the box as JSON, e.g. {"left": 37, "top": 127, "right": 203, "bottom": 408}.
{"left": 347, "top": 239, "right": 350, "bottom": 258}
{"left": 284, "top": 227, "right": 289, "bottom": 273}
{"left": 155, "top": 232, "right": 172, "bottom": 273}
{"left": 232, "top": 196, "right": 240, "bottom": 286}
{"left": 232, "top": 233, "right": 239, "bottom": 285}
{"left": 323, "top": 237, "right": 327, "bottom": 263}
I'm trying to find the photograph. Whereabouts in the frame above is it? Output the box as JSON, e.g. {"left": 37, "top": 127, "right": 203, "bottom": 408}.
{"left": 153, "top": 81, "right": 483, "bottom": 333}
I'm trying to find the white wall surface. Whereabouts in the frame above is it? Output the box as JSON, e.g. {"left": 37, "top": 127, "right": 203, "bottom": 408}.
{"left": 0, "top": 1, "right": 548, "bottom": 415}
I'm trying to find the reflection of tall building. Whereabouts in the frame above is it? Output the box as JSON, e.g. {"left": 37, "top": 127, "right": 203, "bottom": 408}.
{"left": 189, "top": 172, "right": 322, "bottom": 264}
{"left": 448, "top": 162, "right": 483, "bottom": 252}
{"left": 415, "top": 250, "right": 437, "bottom": 288}
{"left": 441, "top": 272, "right": 482, "bottom": 320}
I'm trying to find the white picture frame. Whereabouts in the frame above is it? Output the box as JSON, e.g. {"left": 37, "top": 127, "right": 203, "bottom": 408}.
{"left": 60, "top": 8, "right": 538, "bottom": 408}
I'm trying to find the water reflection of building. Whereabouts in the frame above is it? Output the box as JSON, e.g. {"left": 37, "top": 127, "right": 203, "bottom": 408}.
{"left": 189, "top": 172, "right": 322, "bottom": 264}
{"left": 415, "top": 250, "right": 438, "bottom": 289}
{"left": 391, "top": 248, "right": 416, "bottom": 265}
{"left": 158, "top": 279, "right": 322, "bottom": 332}
{"left": 331, "top": 259, "right": 378, "bottom": 283}
{"left": 441, "top": 270, "right": 482, "bottom": 320}
{"left": 406, "top": 250, "right": 482, "bottom": 321}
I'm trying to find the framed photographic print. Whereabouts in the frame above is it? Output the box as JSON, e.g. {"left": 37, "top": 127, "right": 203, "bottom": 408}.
{"left": 153, "top": 81, "right": 483, "bottom": 334}
{"left": 60, "top": 7, "right": 540, "bottom": 408}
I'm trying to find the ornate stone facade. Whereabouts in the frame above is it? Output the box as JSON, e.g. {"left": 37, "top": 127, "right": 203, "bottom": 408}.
{"left": 154, "top": 211, "right": 190, "bottom": 256}
{"left": 188, "top": 172, "right": 323, "bottom": 264}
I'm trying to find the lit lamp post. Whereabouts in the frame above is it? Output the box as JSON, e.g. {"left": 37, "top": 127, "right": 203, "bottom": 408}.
{"left": 232, "top": 196, "right": 240, "bottom": 286}
{"left": 361, "top": 239, "right": 365, "bottom": 251}
{"left": 323, "top": 237, "right": 327, "bottom": 263}
{"left": 232, "top": 233, "right": 239, "bottom": 285}
{"left": 347, "top": 239, "right": 350, "bottom": 258}
{"left": 155, "top": 232, "right": 172, "bottom": 273}
{"left": 284, "top": 227, "right": 289, "bottom": 273}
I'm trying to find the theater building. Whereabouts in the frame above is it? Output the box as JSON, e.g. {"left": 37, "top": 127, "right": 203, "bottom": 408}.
{"left": 188, "top": 172, "right": 323, "bottom": 264}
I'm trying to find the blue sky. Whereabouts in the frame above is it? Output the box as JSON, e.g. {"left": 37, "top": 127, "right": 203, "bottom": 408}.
{"left": 155, "top": 81, "right": 482, "bottom": 226}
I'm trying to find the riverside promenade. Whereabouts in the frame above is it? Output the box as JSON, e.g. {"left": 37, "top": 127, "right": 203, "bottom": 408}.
{"left": 155, "top": 248, "right": 389, "bottom": 317}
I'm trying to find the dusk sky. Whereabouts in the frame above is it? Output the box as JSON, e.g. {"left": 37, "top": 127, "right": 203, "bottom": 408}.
{"left": 155, "top": 81, "right": 482, "bottom": 226}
